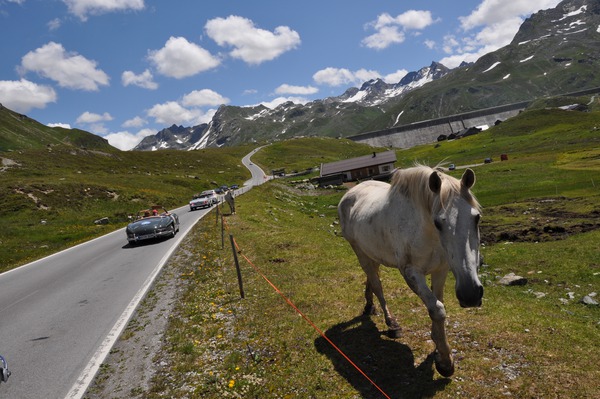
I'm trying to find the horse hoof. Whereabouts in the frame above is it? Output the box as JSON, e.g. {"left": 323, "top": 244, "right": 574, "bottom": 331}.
{"left": 363, "top": 304, "right": 377, "bottom": 316}
{"left": 434, "top": 358, "right": 455, "bottom": 377}
{"left": 387, "top": 328, "right": 402, "bottom": 339}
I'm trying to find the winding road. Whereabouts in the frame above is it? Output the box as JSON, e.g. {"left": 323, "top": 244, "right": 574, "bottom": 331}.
{"left": 0, "top": 148, "right": 269, "bottom": 399}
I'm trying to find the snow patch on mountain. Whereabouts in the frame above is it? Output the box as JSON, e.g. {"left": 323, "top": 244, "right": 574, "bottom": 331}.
{"left": 245, "top": 109, "right": 269, "bottom": 121}
{"left": 483, "top": 62, "right": 501, "bottom": 73}
{"left": 342, "top": 90, "right": 368, "bottom": 103}
{"left": 553, "top": 5, "right": 587, "bottom": 22}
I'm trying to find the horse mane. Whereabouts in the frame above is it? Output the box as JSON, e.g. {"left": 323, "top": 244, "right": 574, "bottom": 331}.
{"left": 390, "top": 164, "right": 480, "bottom": 215}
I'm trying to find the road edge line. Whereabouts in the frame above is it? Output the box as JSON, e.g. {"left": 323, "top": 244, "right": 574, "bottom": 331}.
{"left": 64, "top": 212, "right": 203, "bottom": 399}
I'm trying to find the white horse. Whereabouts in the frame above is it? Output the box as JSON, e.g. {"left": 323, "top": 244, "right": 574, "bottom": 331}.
{"left": 338, "top": 165, "right": 483, "bottom": 377}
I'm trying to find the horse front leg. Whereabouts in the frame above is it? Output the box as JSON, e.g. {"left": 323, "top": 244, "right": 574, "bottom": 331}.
{"left": 403, "top": 267, "right": 454, "bottom": 377}
{"left": 363, "top": 278, "right": 376, "bottom": 316}
{"left": 431, "top": 269, "right": 448, "bottom": 303}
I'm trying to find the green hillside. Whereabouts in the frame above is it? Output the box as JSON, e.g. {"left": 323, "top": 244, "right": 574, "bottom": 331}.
{"left": 0, "top": 136, "right": 378, "bottom": 271}
{"left": 0, "top": 105, "right": 115, "bottom": 152}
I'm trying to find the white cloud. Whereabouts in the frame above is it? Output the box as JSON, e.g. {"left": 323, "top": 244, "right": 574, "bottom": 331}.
{"left": 47, "top": 18, "right": 61, "bottom": 31}
{"left": 383, "top": 69, "right": 409, "bottom": 83}
{"left": 259, "top": 96, "right": 310, "bottom": 109}
{"left": 74, "top": 111, "right": 113, "bottom": 137}
{"left": 205, "top": 15, "right": 301, "bottom": 65}
{"left": 441, "top": 0, "right": 562, "bottom": 68}
{"left": 63, "top": 0, "right": 145, "bottom": 21}
{"left": 121, "top": 69, "right": 158, "bottom": 89}
{"left": 313, "top": 66, "right": 407, "bottom": 87}
{"left": 76, "top": 111, "right": 113, "bottom": 124}
{"left": 122, "top": 116, "right": 146, "bottom": 128}
{"left": 439, "top": 53, "right": 477, "bottom": 69}
{"left": 475, "top": 17, "right": 525, "bottom": 47}
{"left": 424, "top": 39, "right": 436, "bottom": 50}
{"left": 313, "top": 67, "right": 356, "bottom": 87}
{"left": 363, "top": 26, "right": 405, "bottom": 50}
{"left": 395, "top": 10, "right": 438, "bottom": 30}
{"left": 363, "top": 10, "right": 437, "bottom": 50}
{"left": 47, "top": 122, "right": 71, "bottom": 129}
{"left": 275, "top": 84, "right": 318, "bottom": 95}
{"left": 459, "top": 0, "right": 561, "bottom": 31}
{"left": 104, "top": 128, "right": 155, "bottom": 151}
{"left": 20, "top": 42, "right": 109, "bottom": 91}
{"left": 87, "top": 123, "right": 109, "bottom": 134}
{"left": 146, "top": 101, "right": 215, "bottom": 126}
{"left": 197, "top": 108, "right": 217, "bottom": 125}
{"left": 313, "top": 67, "right": 383, "bottom": 87}
{"left": 148, "top": 36, "right": 220, "bottom": 79}
{"left": 0, "top": 79, "right": 57, "bottom": 113}
{"left": 353, "top": 68, "right": 381, "bottom": 83}
{"left": 442, "top": 35, "right": 460, "bottom": 54}
{"left": 181, "top": 89, "right": 229, "bottom": 107}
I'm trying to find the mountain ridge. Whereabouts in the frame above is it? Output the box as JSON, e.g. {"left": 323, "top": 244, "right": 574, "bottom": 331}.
{"left": 133, "top": 61, "right": 450, "bottom": 151}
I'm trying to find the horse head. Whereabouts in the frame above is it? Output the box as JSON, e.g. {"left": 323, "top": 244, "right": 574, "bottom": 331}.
{"left": 429, "top": 168, "right": 483, "bottom": 308}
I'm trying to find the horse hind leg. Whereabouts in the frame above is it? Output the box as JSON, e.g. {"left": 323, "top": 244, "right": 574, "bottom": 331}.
{"left": 353, "top": 248, "right": 401, "bottom": 337}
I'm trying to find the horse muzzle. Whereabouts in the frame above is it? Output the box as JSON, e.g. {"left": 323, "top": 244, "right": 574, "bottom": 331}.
{"left": 456, "top": 285, "right": 484, "bottom": 308}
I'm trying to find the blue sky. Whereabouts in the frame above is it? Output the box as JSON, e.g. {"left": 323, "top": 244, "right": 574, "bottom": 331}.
{"left": 0, "top": 0, "right": 561, "bottom": 150}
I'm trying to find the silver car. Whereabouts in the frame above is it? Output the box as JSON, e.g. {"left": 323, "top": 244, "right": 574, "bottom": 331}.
{"left": 189, "top": 190, "right": 218, "bottom": 210}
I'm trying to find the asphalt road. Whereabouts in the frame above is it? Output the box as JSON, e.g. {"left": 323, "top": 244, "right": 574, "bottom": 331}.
{"left": 241, "top": 145, "right": 271, "bottom": 187}
{"left": 0, "top": 149, "right": 268, "bottom": 399}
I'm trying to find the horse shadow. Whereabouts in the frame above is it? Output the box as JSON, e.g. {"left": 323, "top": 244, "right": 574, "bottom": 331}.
{"left": 314, "top": 315, "right": 450, "bottom": 399}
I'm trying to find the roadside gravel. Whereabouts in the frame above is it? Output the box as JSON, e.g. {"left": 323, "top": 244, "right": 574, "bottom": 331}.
{"left": 83, "top": 235, "right": 194, "bottom": 399}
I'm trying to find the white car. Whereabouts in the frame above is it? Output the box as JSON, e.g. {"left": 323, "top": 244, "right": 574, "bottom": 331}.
{"left": 189, "top": 190, "right": 218, "bottom": 210}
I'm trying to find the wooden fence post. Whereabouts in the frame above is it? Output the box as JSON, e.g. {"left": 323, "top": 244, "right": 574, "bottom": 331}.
{"left": 215, "top": 201, "right": 219, "bottom": 225}
{"left": 229, "top": 234, "right": 245, "bottom": 299}
{"left": 221, "top": 214, "right": 225, "bottom": 250}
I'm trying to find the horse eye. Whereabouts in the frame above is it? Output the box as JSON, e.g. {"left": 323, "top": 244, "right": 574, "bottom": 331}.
{"left": 434, "top": 219, "right": 443, "bottom": 231}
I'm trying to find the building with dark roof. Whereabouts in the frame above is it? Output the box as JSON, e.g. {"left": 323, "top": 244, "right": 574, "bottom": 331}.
{"left": 318, "top": 150, "right": 397, "bottom": 185}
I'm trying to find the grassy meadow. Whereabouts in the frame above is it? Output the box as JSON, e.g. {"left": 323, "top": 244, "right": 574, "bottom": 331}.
{"left": 0, "top": 145, "right": 255, "bottom": 271}
{"left": 3, "top": 105, "right": 599, "bottom": 397}
{"left": 136, "top": 108, "right": 599, "bottom": 398}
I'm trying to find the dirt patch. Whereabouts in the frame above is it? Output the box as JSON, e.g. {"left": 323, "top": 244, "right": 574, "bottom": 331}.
{"left": 1, "top": 157, "right": 19, "bottom": 172}
{"left": 481, "top": 196, "right": 600, "bottom": 244}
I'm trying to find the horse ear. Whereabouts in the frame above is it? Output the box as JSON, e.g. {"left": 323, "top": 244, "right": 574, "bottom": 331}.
{"left": 429, "top": 171, "right": 442, "bottom": 194}
{"left": 461, "top": 168, "right": 476, "bottom": 189}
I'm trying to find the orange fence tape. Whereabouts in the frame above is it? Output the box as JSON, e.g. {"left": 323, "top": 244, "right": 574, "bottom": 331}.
{"left": 220, "top": 213, "right": 392, "bottom": 399}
